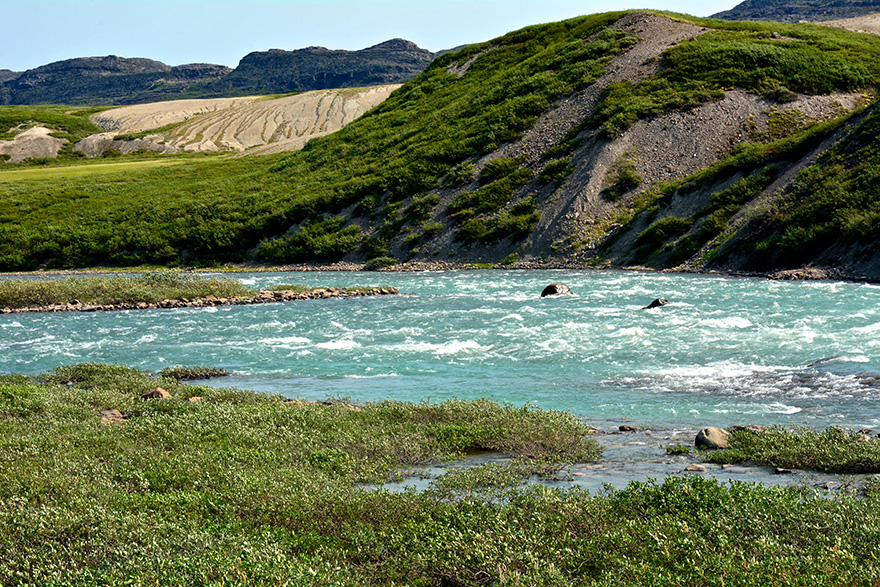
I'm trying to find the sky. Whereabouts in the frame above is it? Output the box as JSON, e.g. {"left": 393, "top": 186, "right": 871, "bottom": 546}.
{"left": 1, "top": 0, "right": 741, "bottom": 72}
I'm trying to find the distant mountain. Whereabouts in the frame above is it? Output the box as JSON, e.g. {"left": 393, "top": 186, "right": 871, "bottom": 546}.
{"left": 0, "top": 56, "right": 231, "bottom": 106}
{"left": 210, "top": 39, "right": 435, "bottom": 95}
{"left": 0, "top": 70, "right": 19, "bottom": 83}
{"left": 712, "top": 0, "right": 880, "bottom": 22}
{"left": 0, "top": 39, "right": 435, "bottom": 106}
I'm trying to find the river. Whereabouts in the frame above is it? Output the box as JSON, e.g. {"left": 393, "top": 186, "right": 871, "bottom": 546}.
{"left": 2, "top": 269, "right": 878, "bottom": 433}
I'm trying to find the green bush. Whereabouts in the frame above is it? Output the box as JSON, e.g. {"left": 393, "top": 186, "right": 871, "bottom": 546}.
{"left": 634, "top": 216, "right": 693, "bottom": 250}
{"left": 258, "top": 217, "right": 362, "bottom": 263}
{"left": 363, "top": 256, "right": 398, "bottom": 271}
{"left": 539, "top": 157, "right": 573, "bottom": 185}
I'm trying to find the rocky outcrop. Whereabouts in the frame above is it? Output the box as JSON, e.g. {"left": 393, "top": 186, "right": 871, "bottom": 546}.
{"left": 0, "top": 287, "right": 400, "bottom": 314}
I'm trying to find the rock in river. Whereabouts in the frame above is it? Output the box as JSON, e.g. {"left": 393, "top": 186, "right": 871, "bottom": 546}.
{"left": 541, "top": 283, "right": 572, "bottom": 297}
{"left": 643, "top": 298, "right": 669, "bottom": 309}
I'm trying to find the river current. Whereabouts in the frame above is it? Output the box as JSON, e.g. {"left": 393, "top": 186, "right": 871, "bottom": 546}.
{"left": 2, "top": 270, "right": 878, "bottom": 432}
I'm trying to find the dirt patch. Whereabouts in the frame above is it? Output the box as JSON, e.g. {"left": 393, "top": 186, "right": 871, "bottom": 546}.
{"left": 820, "top": 13, "right": 880, "bottom": 35}
{"left": 0, "top": 126, "right": 66, "bottom": 163}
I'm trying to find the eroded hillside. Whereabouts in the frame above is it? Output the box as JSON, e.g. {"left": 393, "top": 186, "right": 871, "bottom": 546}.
{"left": 2, "top": 10, "right": 880, "bottom": 277}
{"left": 0, "top": 86, "right": 399, "bottom": 162}
{"left": 85, "top": 85, "right": 400, "bottom": 155}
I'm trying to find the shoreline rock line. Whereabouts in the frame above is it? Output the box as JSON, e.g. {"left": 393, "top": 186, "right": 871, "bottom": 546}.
{"left": 0, "top": 286, "right": 400, "bottom": 314}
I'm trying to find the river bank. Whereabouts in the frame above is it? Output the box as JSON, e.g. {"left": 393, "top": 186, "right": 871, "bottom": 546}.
{"left": 3, "top": 259, "right": 873, "bottom": 283}
{"left": 0, "top": 285, "right": 399, "bottom": 314}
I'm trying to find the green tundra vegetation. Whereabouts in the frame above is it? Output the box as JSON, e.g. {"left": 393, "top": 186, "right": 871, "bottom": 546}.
{"left": 0, "top": 272, "right": 394, "bottom": 309}
{"left": 1, "top": 11, "right": 880, "bottom": 271}
{"left": 0, "top": 105, "right": 105, "bottom": 143}
{"left": 0, "top": 272, "right": 252, "bottom": 308}
{"left": 1, "top": 362, "right": 879, "bottom": 585}
{"left": 701, "top": 425, "right": 880, "bottom": 473}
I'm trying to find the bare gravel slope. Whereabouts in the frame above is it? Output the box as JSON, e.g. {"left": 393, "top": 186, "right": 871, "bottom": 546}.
{"left": 89, "top": 85, "right": 400, "bottom": 155}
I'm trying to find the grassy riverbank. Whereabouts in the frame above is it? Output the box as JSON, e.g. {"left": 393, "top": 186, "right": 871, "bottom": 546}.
{"left": 1, "top": 363, "right": 879, "bottom": 585}
{"left": 702, "top": 425, "right": 880, "bottom": 474}
{"left": 0, "top": 272, "right": 398, "bottom": 311}
{"left": 0, "top": 272, "right": 252, "bottom": 308}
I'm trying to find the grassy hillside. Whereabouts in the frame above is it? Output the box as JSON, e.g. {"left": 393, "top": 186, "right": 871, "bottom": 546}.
{"left": 1, "top": 10, "right": 880, "bottom": 274}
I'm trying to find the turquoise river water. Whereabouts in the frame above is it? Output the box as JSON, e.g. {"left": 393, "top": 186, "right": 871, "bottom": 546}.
{"left": 2, "top": 269, "right": 878, "bottom": 433}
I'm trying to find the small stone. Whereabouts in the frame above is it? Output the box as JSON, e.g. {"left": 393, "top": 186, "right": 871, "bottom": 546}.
{"left": 100, "top": 409, "right": 125, "bottom": 425}
{"left": 685, "top": 464, "right": 707, "bottom": 472}
{"left": 619, "top": 425, "right": 638, "bottom": 432}
{"left": 188, "top": 396, "right": 203, "bottom": 403}
{"left": 775, "top": 467, "right": 796, "bottom": 475}
{"left": 141, "top": 387, "right": 171, "bottom": 400}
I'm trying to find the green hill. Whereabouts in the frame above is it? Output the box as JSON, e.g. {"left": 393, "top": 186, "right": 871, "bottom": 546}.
{"left": 1, "top": 10, "right": 880, "bottom": 278}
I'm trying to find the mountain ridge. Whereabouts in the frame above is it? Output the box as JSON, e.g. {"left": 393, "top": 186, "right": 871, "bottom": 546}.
{"left": 713, "top": 0, "right": 880, "bottom": 22}
{"left": 0, "top": 39, "right": 434, "bottom": 106}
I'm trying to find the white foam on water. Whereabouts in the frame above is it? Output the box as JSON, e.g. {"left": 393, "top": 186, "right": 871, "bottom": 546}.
{"left": 852, "top": 322, "right": 880, "bottom": 334}
{"left": 434, "top": 340, "right": 485, "bottom": 355}
{"left": 536, "top": 338, "right": 573, "bottom": 352}
{"left": 501, "top": 313, "right": 524, "bottom": 322}
{"left": 316, "top": 339, "right": 360, "bottom": 350}
{"left": 343, "top": 373, "right": 399, "bottom": 379}
{"left": 262, "top": 336, "right": 312, "bottom": 345}
{"left": 0, "top": 321, "right": 25, "bottom": 329}
{"left": 699, "top": 317, "right": 753, "bottom": 329}
{"left": 767, "top": 402, "right": 803, "bottom": 414}
{"left": 612, "top": 327, "right": 647, "bottom": 337}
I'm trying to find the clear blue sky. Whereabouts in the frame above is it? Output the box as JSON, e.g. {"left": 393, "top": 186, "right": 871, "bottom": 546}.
{"left": 1, "top": 0, "right": 740, "bottom": 72}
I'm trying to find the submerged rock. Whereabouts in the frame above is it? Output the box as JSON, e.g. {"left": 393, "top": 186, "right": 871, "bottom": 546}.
{"left": 643, "top": 298, "right": 669, "bottom": 309}
{"left": 541, "top": 283, "right": 572, "bottom": 297}
{"left": 695, "top": 427, "right": 730, "bottom": 449}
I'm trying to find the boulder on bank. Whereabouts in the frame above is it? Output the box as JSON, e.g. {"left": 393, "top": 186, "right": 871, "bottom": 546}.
{"left": 141, "top": 387, "right": 171, "bottom": 400}
{"left": 541, "top": 283, "right": 572, "bottom": 297}
{"left": 695, "top": 426, "right": 730, "bottom": 449}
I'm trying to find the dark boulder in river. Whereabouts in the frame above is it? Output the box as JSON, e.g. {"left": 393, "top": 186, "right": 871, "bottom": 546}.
{"left": 643, "top": 298, "right": 669, "bottom": 309}
{"left": 541, "top": 283, "right": 572, "bottom": 297}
